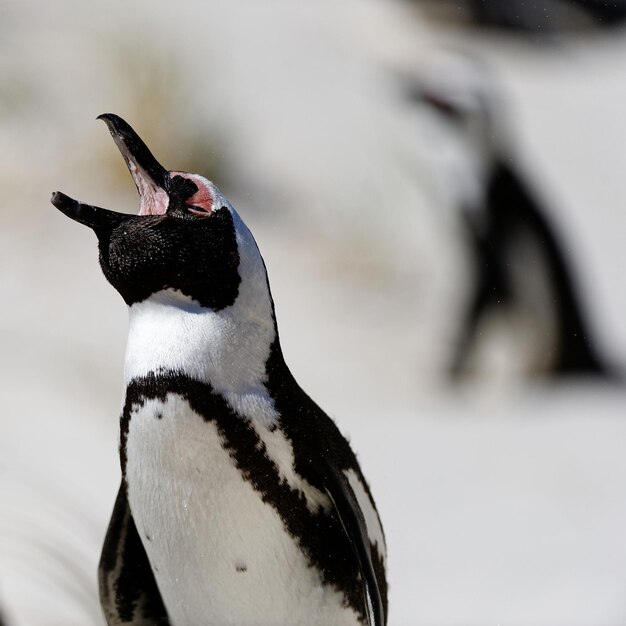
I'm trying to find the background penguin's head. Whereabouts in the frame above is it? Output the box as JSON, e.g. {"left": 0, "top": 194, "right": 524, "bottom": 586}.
{"left": 405, "top": 54, "right": 508, "bottom": 166}
{"left": 51, "top": 114, "right": 269, "bottom": 314}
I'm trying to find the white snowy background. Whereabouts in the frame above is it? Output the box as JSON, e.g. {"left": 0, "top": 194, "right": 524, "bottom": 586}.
{"left": 2, "top": 1, "right": 626, "bottom": 624}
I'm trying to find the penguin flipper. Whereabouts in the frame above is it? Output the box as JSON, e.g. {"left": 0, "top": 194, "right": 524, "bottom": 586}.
{"left": 320, "top": 463, "right": 385, "bottom": 626}
{"left": 98, "top": 483, "right": 170, "bottom": 625}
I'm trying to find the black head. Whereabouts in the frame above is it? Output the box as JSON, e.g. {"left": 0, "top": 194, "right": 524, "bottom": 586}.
{"left": 51, "top": 114, "right": 241, "bottom": 310}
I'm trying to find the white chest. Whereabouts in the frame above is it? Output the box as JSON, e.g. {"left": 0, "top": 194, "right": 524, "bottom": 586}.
{"left": 124, "top": 393, "right": 361, "bottom": 626}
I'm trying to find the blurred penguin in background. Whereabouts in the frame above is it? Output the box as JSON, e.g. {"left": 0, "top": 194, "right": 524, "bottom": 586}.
{"left": 439, "top": 0, "right": 626, "bottom": 31}
{"left": 405, "top": 57, "right": 615, "bottom": 383}
{"left": 470, "top": 0, "right": 626, "bottom": 30}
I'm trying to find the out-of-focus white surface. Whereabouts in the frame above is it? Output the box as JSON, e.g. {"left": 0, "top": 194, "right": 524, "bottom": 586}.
{"left": 2, "top": 1, "right": 626, "bottom": 624}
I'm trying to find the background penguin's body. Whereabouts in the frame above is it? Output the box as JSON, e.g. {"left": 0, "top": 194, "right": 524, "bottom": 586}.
{"left": 408, "top": 62, "right": 613, "bottom": 382}
{"left": 457, "top": 157, "right": 610, "bottom": 379}
{"left": 445, "top": 0, "right": 626, "bottom": 31}
{"left": 52, "top": 115, "right": 386, "bottom": 626}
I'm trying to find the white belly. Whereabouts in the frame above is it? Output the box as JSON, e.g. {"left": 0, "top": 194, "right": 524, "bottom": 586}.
{"left": 125, "top": 393, "right": 361, "bottom": 626}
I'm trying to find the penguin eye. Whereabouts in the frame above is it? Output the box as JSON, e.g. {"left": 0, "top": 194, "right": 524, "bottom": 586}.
{"left": 187, "top": 205, "right": 211, "bottom": 216}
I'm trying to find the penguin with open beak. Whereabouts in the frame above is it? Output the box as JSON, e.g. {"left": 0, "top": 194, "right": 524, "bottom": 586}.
{"left": 52, "top": 115, "right": 387, "bottom": 626}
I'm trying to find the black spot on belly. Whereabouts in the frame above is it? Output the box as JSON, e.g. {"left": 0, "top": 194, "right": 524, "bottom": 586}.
{"left": 155, "top": 412, "right": 163, "bottom": 420}
{"left": 235, "top": 562, "right": 247, "bottom": 573}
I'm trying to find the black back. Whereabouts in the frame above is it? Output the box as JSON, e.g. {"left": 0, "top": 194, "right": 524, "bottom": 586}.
{"left": 99, "top": 485, "right": 170, "bottom": 625}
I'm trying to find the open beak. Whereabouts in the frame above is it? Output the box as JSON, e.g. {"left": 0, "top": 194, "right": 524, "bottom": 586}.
{"left": 97, "top": 113, "right": 171, "bottom": 215}
{"left": 50, "top": 191, "right": 128, "bottom": 230}
{"left": 51, "top": 113, "right": 175, "bottom": 228}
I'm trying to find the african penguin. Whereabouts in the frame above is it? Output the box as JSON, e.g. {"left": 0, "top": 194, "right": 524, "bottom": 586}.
{"left": 407, "top": 61, "right": 614, "bottom": 382}
{"left": 51, "top": 114, "right": 387, "bottom": 626}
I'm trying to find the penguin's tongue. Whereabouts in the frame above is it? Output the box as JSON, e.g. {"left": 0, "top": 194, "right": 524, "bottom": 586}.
{"left": 129, "top": 160, "right": 170, "bottom": 216}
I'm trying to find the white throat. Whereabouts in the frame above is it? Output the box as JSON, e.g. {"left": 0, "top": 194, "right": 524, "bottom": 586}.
{"left": 123, "top": 210, "right": 278, "bottom": 424}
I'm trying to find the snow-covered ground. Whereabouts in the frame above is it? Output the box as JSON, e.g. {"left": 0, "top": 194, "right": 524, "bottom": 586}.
{"left": 2, "top": 1, "right": 626, "bottom": 624}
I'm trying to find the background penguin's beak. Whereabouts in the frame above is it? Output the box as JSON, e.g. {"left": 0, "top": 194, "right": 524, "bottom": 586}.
{"left": 50, "top": 192, "right": 129, "bottom": 230}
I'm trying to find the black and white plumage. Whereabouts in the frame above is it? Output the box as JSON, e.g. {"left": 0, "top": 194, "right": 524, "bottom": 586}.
{"left": 51, "top": 115, "right": 387, "bottom": 626}
{"left": 407, "top": 64, "right": 614, "bottom": 381}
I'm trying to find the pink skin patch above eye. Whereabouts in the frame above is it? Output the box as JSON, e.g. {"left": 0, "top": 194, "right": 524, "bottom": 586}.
{"left": 171, "top": 171, "right": 214, "bottom": 215}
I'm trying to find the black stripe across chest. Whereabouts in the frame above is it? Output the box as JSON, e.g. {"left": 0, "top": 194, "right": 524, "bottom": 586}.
{"left": 119, "top": 370, "right": 368, "bottom": 623}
